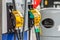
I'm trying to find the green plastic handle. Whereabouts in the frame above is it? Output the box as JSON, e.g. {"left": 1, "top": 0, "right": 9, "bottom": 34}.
{"left": 35, "top": 28, "right": 40, "bottom": 32}
{"left": 29, "top": 11, "right": 34, "bottom": 18}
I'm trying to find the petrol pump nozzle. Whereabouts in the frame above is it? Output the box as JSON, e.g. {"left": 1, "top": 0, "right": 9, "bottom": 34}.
{"left": 12, "top": 10, "right": 24, "bottom": 40}
{"left": 28, "top": 5, "right": 34, "bottom": 40}
{"left": 30, "top": 9, "right": 42, "bottom": 40}
{"left": 11, "top": 0, "right": 24, "bottom": 40}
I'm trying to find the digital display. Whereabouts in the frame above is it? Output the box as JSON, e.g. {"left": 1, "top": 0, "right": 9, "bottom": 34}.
{"left": 42, "top": 0, "right": 60, "bottom": 8}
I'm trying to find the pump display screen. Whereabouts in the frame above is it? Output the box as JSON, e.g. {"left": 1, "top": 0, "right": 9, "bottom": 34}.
{"left": 43, "top": 0, "right": 60, "bottom": 8}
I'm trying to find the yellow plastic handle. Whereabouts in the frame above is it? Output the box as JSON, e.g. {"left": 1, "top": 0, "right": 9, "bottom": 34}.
{"left": 30, "top": 9, "right": 41, "bottom": 26}
{"left": 12, "top": 11, "right": 24, "bottom": 28}
{"left": 30, "top": 9, "right": 42, "bottom": 35}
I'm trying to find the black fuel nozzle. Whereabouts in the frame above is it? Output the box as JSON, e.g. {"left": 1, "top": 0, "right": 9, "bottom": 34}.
{"left": 28, "top": 5, "right": 34, "bottom": 40}
{"left": 28, "top": 11, "right": 34, "bottom": 30}
{"left": 28, "top": 4, "right": 34, "bottom": 28}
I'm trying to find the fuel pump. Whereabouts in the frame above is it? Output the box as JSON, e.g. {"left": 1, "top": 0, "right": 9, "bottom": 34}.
{"left": 6, "top": 0, "right": 42, "bottom": 40}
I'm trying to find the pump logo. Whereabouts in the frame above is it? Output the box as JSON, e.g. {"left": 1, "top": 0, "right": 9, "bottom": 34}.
{"left": 42, "top": 18, "right": 54, "bottom": 28}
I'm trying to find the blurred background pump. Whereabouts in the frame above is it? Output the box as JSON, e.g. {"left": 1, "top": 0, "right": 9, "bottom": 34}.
{"left": 3, "top": 0, "right": 60, "bottom": 40}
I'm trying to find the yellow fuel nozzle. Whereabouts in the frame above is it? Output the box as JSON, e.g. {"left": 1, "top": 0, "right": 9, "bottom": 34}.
{"left": 30, "top": 9, "right": 42, "bottom": 35}
{"left": 12, "top": 10, "right": 24, "bottom": 29}
{"left": 12, "top": 10, "right": 24, "bottom": 40}
{"left": 30, "top": 9, "right": 41, "bottom": 26}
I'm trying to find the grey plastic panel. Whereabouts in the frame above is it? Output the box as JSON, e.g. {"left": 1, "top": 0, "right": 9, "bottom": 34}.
{"left": 40, "top": 9, "right": 60, "bottom": 36}
{"left": 40, "top": 36, "right": 60, "bottom": 40}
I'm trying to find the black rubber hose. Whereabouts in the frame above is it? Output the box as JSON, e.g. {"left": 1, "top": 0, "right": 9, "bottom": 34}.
{"left": 12, "top": 0, "right": 16, "bottom": 10}
{"left": 34, "top": 27, "right": 40, "bottom": 40}
{"left": 14, "top": 30, "right": 17, "bottom": 40}
{"left": 29, "top": 28, "right": 31, "bottom": 40}
{"left": 35, "top": 32, "right": 40, "bottom": 40}
{"left": 16, "top": 28, "right": 22, "bottom": 40}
